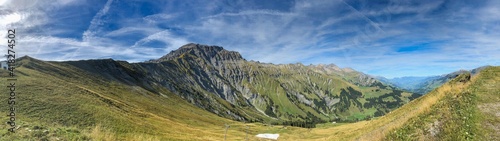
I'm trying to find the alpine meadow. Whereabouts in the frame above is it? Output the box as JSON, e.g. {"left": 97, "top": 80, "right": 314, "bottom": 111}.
{"left": 1, "top": 0, "right": 499, "bottom": 140}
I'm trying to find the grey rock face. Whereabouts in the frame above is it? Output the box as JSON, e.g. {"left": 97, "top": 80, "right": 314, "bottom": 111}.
{"left": 309, "top": 64, "right": 380, "bottom": 87}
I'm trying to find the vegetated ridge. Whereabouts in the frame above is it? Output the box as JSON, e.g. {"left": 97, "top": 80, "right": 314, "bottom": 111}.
{"left": 276, "top": 66, "right": 499, "bottom": 141}
{"left": 0, "top": 44, "right": 496, "bottom": 140}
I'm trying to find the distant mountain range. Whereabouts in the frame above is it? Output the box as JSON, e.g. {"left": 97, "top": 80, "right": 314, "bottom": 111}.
{"left": 376, "top": 66, "right": 490, "bottom": 94}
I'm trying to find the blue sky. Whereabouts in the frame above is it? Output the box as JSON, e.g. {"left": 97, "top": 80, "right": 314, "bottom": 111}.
{"left": 0, "top": 0, "right": 499, "bottom": 78}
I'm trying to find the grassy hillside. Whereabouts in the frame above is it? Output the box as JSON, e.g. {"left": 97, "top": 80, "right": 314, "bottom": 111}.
{"left": 0, "top": 57, "right": 273, "bottom": 140}
{"left": 274, "top": 66, "right": 498, "bottom": 140}
{"left": 383, "top": 66, "right": 489, "bottom": 95}
{"left": 386, "top": 66, "right": 499, "bottom": 140}
{"left": 0, "top": 55, "right": 495, "bottom": 140}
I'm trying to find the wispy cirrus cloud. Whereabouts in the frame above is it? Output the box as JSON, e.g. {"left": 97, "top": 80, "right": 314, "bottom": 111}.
{"left": 131, "top": 30, "right": 189, "bottom": 50}
{"left": 143, "top": 13, "right": 176, "bottom": 24}
{"left": 82, "top": 0, "right": 113, "bottom": 42}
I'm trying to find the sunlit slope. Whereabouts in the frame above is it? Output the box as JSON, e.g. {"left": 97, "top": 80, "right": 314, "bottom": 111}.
{"left": 0, "top": 56, "right": 496, "bottom": 140}
{"left": 385, "top": 66, "right": 499, "bottom": 140}
{"left": 137, "top": 44, "right": 420, "bottom": 123}
{"left": 0, "top": 57, "right": 268, "bottom": 140}
{"left": 277, "top": 66, "right": 499, "bottom": 140}
{"left": 0, "top": 54, "right": 416, "bottom": 140}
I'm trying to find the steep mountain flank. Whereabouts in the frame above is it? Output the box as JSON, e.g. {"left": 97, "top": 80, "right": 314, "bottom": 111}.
{"left": 141, "top": 44, "right": 421, "bottom": 122}
{"left": 310, "top": 64, "right": 385, "bottom": 87}
{"left": 6, "top": 44, "right": 420, "bottom": 124}
{"left": 0, "top": 56, "right": 257, "bottom": 140}
{"left": 57, "top": 43, "right": 418, "bottom": 123}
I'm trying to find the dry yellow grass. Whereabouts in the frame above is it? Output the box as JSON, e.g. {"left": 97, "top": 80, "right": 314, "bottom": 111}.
{"left": 87, "top": 124, "right": 117, "bottom": 141}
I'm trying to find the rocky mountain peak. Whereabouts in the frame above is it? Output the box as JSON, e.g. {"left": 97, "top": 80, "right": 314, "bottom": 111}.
{"left": 309, "top": 64, "right": 380, "bottom": 87}
{"left": 149, "top": 43, "right": 243, "bottom": 63}
{"left": 178, "top": 43, "right": 223, "bottom": 50}
{"left": 310, "top": 63, "right": 345, "bottom": 73}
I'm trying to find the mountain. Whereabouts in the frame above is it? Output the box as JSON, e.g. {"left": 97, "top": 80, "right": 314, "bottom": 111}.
{"left": 277, "top": 66, "right": 499, "bottom": 140}
{"left": 381, "top": 76, "right": 433, "bottom": 90}
{"left": 0, "top": 44, "right": 496, "bottom": 140}
{"left": 309, "top": 64, "right": 385, "bottom": 87}
{"left": 2, "top": 43, "right": 418, "bottom": 123}
{"left": 130, "top": 43, "right": 420, "bottom": 122}
{"left": 0, "top": 56, "right": 256, "bottom": 140}
{"left": 379, "top": 66, "right": 490, "bottom": 94}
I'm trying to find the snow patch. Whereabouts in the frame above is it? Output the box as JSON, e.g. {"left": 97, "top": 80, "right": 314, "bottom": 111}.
{"left": 256, "top": 133, "right": 279, "bottom": 140}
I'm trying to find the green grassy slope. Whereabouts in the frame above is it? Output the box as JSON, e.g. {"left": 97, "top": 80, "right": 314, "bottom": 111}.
{"left": 0, "top": 57, "right": 257, "bottom": 140}
{"left": 0, "top": 56, "right": 496, "bottom": 140}
{"left": 270, "top": 66, "right": 498, "bottom": 141}
{"left": 385, "top": 66, "right": 499, "bottom": 140}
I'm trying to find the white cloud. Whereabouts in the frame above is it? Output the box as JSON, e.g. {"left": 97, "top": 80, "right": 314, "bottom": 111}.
{"left": 292, "top": 0, "right": 342, "bottom": 12}
{"left": 0, "top": 12, "right": 21, "bottom": 26}
{"left": 104, "top": 27, "right": 161, "bottom": 37}
{"left": 143, "top": 13, "right": 175, "bottom": 24}
{"left": 2, "top": 0, "right": 39, "bottom": 10}
{"left": 479, "top": 0, "right": 500, "bottom": 22}
{"left": 0, "top": 12, "right": 22, "bottom": 47}
{"left": 82, "top": 0, "right": 114, "bottom": 42}
{"left": 131, "top": 30, "right": 189, "bottom": 51}
{"left": 0, "top": 0, "right": 8, "bottom": 6}
{"left": 7, "top": 34, "right": 170, "bottom": 62}
{"left": 55, "top": 0, "right": 79, "bottom": 6}
{"left": 203, "top": 9, "right": 297, "bottom": 19}
{"left": 362, "top": 0, "right": 445, "bottom": 16}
